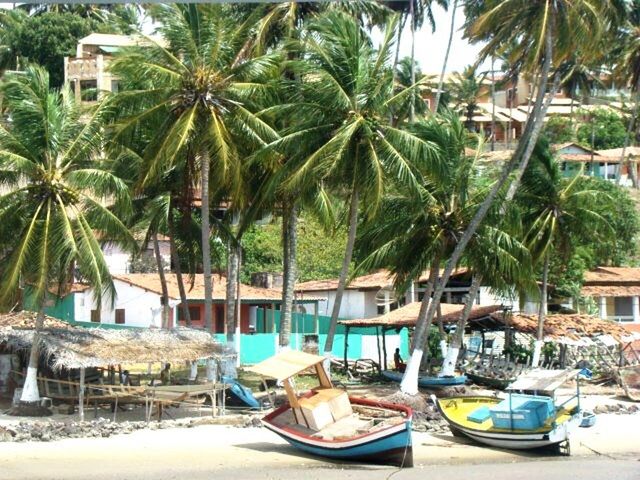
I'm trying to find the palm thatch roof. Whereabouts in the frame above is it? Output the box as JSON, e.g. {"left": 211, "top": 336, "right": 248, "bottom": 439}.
{"left": 490, "top": 312, "right": 640, "bottom": 345}
{"left": 338, "top": 302, "right": 503, "bottom": 328}
{"left": 0, "top": 324, "right": 231, "bottom": 369}
{"left": 0, "top": 311, "right": 72, "bottom": 330}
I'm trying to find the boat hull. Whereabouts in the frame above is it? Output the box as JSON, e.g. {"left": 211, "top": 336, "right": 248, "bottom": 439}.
{"left": 466, "top": 372, "right": 513, "bottom": 390}
{"left": 435, "top": 396, "right": 581, "bottom": 451}
{"left": 382, "top": 369, "right": 467, "bottom": 388}
{"left": 262, "top": 396, "right": 413, "bottom": 467}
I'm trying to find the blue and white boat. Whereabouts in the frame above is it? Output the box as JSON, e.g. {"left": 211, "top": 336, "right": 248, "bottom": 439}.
{"left": 249, "top": 351, "right": 414, "bottom": 467}
{"left": 382, "top": 369, "right": 467, "bottom": 388}
{"left": 434, "top": 369, "right": 582, "bottom": 452}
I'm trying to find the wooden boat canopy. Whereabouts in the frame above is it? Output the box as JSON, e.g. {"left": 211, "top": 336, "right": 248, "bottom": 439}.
{"left": 247, "top": 350, "right": 327, "bottom": 382}
{"left": 506, "top": 369, "right": 580, "bottom": 393}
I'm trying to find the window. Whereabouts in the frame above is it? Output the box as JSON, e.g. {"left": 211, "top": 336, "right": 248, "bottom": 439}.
{"left": 115, "top": 309, "right": 125, "bottom": 325}
{"left": 80, "top": 80, "right": 97, "bottom": 102}
{"left": 178, "top": 306, "right": 201, "bottom": 322}
{"left": 90, "top": 309, "right": 100, "bottom": 323}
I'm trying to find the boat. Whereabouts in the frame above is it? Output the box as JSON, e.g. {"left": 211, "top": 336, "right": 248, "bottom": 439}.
{"left": 616, "top": 365, "right": 640, "bottom": 401}
{"left": 248, "top": 350, "right": 414, "bottom": 467}
{"left": 434, "top": 369, "right": 582, "bottom": 452}
{"left": 382, "top": 369, "right": 466, "bottom": 388}
{"left": 465, "top": 371, "right": 514, "bottom": 390}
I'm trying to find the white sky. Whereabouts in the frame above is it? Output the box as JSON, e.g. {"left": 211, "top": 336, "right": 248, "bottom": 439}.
{"left": 375, "top": 4, "right": 488, "bottom": 75}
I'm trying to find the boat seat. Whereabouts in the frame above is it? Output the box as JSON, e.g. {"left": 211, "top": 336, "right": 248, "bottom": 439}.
{"left": 316, "top": 388, "right": 353, "bottom": 422}
{"left": 467, "top": 406, "right": 491, "bottom": 424}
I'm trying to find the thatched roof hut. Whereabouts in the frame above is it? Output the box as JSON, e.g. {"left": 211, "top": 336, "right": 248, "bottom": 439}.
{"left": 490, "top": 312, "right": 640, "bottom": 345}
{"left": 0, "top": 318, "right": 231, "bottom": 369}
{"left": 338, "top": 302, "right": 503, "bottom": 329}
{"left": 0, "top": 311, "right": 72, "bottom": 330}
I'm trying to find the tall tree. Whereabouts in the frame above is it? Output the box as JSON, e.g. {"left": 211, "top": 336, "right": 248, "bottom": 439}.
{"left": 400, "top": 0, "right": 612, "bottom": 394}
{"left": 0, "top": 66, "right": 133, "bottom": 409}
{"left": 110, "top": 4, "right": 279, "bottom": 333}
{"left": 516, "top": 141, "right": 611, "bottom": 366}
{"left": 265, "top": 11, "right": 439, "bottom": 366}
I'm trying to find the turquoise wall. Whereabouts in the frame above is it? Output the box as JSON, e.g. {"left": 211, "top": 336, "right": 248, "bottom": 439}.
{"left": 23, "top": 287, "right": 75, "bottom": 322}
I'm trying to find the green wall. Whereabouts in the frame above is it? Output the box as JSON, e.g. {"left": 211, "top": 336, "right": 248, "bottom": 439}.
{"left": 23, "top": 287, "right": 75, "bottom": 322}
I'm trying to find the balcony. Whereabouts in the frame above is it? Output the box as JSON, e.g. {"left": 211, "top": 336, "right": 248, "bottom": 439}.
{"left": 66, "top": 58, "right": 99, "bottom": 80}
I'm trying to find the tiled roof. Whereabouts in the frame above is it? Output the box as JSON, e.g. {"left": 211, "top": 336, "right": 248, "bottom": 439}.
{"left": 598, "top": 147, "right": 640, "bottom": 157}
{"left": 296, "top": 268, "right": 468, "bottom": 292}
{"left": 114, "top": 274, "right": 283, "bottom": 302}
{"left": 583, "top": 267, "right": 640, "bottom": 284}
{"left": 339, "top": 302, "right": 502, "bottom": 327}
{"left": 581, "top": 286, "right": 640, "bottom": 297}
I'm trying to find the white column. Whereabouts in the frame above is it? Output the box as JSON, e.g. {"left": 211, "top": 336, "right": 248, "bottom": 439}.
{"left": 633, "top": 296, "right": 640, "bottom": 323}
{"left": 599, "top": 296, "right": 607, "bottom": 320}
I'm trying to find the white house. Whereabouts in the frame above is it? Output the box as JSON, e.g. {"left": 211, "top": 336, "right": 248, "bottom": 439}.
{"left": 295, "top": 269, "right": 527, "bottom": 320}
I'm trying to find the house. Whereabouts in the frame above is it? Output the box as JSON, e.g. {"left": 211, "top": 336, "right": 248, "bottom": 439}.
{"left": 35, "top": 274, "right": 320, "bottom": 334}
{"left": 581, "top": 267, "right": 640, "bottom": 324}
{"left": 64, "top": 33, "right": 163, "bottom": 103}
{"left": 295, "top": 268, "right": 525, "bottom": 320}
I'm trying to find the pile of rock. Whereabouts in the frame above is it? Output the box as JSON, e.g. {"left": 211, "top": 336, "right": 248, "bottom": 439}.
{"left": 593, "top": 403, "right": 639, "bottom": 415}
{"left": 0, "top": 418, "right": 188, "bottom": 443}
{"left": 382, "top": 392, "right": 449, "bottom": 433}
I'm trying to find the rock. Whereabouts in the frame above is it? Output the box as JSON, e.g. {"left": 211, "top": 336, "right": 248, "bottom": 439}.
{"left": 0, "top": 426, "right": 16, "bottom": 442}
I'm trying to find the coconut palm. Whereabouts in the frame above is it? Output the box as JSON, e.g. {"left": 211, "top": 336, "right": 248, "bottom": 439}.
{"left": 516, "top": 140, "right": 611, "bottom": 366}
{"left": 392, "top": 57, "right": 432, "bottom": 124}
{"left": 450, "top": 65, "right": 485, "bottom": 131}
{"left": 109, "top": 4, "right": 279, "bottom": 332}
{"left": 260, "top": 11, "right": 439, "bottom": 363}
{"left": 0, "top": 66, "right": 133, "bottom": 408}
{"left": 356, "top": 113, "right": 532, "bottom": 376}
{"left": 434, "top": 0, "right": 458, "bottom": 113}
{"left": 400, "top": 0, "right": 615, "bottom": 394}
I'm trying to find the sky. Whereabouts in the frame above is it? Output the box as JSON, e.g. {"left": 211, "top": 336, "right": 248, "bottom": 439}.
{"left": 373, "top": 4, "right": 488, "bottom": 75}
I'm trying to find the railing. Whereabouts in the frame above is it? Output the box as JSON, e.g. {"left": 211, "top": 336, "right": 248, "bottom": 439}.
{"left": 66, "top": 58, "right": 98, "bottom": 78}
{"left": 607, "top": 315, "right": 635, "bottom": 323}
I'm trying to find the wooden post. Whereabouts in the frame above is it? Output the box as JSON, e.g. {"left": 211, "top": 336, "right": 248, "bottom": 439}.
{"left": 314, "top": 302, "right": 319, "bottom": 334}
{"left": 375, "top": 326, "right": 382, "bottom": 373}
{"left": 382, "top": 328, "right": 388, "bottom": 370}
{"left": 78, "top": 368, "right": 85, "bottom": 422}
{"left": 343, "top": 326, "right": 350, "bottom": 375}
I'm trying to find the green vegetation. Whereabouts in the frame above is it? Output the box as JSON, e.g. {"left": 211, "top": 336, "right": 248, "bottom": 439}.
{"left": 0, "top": 1, "right": 637, "bottom": 398}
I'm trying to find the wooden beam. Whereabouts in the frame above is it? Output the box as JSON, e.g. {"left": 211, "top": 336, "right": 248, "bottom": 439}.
{"left": 78, "top": 368, "right": 85, "bottom": 422}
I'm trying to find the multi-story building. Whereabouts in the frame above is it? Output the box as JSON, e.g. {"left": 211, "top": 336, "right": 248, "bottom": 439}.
{"left": 64, "top": 33, "right": 162, "bottom": 103}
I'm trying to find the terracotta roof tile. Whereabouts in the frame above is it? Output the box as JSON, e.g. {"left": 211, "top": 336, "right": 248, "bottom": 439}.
{"left": 583, "top": 267, "right": 640, "bottom": 284}
{"left": 114, "top": 274, "right": 283, "bottom": 302}
{"left": 296, "top": 268, "right": 468, "bottom": 292}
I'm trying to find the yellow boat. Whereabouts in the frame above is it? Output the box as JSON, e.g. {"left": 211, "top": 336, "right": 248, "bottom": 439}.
{"left": 433, "top": 370, "right": 582, "bottom": 452}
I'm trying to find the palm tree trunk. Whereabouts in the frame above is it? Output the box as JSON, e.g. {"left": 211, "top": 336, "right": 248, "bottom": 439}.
{"left": 409, "top": 0, "right": 416, "bottom": 121}
{"left": 416, "top": 255, "right": 440, "bottom": 370}
{"left": 19, "top": 306, "right": 45, "bottom": 404}
{"left": 226, "top": 239, "right": 239, "bottom": 345}
{"left": 531, "top": 253, "right": 549, "bottom": 368}
{"left": 619, "top": 81, "right": 640, "bottom": 188}
{"left": 324, "top": 190, "right": 359, "bottom": 365}
{"left": 201, "top": 148, "right": 213, "bottom": 332}
{"left": 434, "top": 0, "right": 457, "bottom": 113}
{"left": 153, "top": 233, "right": 170, "bottom": 329}
{"left": 168, "top": 211, "right": 191, "bottom": 326}
{"left": 279, "top": 202, "right": 298, "bottom": 350}
{"left": 392, "top": 12, "right": 407, "bottom": 77}
{"left": 441, "top": 275, "right": 481, "bottom": 376}
{"left": 400, "top": 25, "right": 556, "bottom": 396}
{"left": 490, "top": 57, "right": 496, "bottom": 151}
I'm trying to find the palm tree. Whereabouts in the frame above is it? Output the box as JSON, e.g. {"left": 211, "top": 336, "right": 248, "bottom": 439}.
{"left": 516, "top": 141, "right": 611, "bottom": 367}
{"left": 263, "top": 11, "right": 439, "bottom": 365}
{"left": 450, "top": 65, "right": 484, "bottom": 131}
{"left": 356, "top": 113, "right": 532, "bottom": 377}
{"left": 393, "top": 56, "right": 432, "bottom": 124}
{"left": 434, "top": 0, "right": 458, "bottom": 113}
{"left": 109, "top": 4, "right": 279, "bottom": 333}
{"left": 0, "top": 66, "right": 133, "bottom": 409}
{"left": 400, "top": 0, "right": 615, "bottom": 394}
